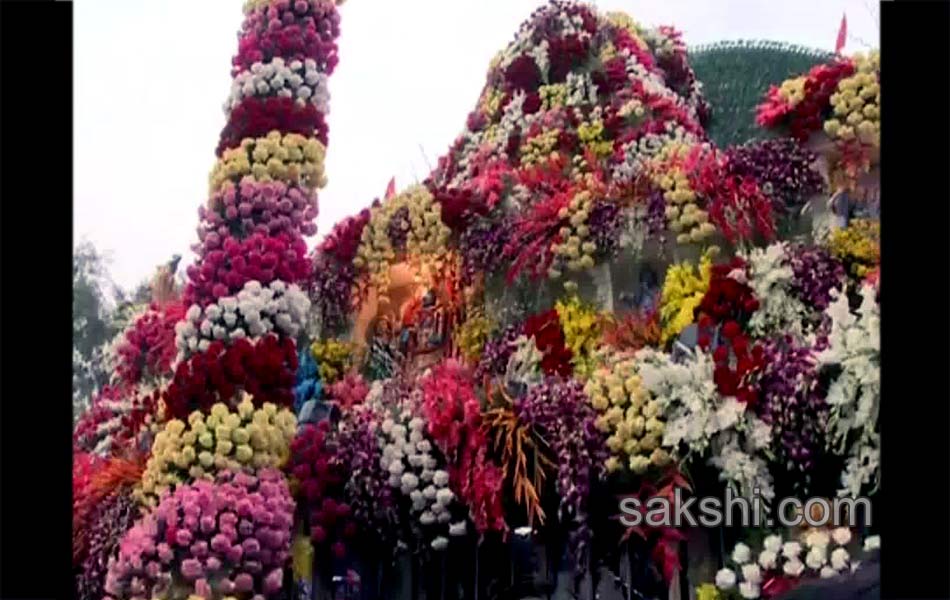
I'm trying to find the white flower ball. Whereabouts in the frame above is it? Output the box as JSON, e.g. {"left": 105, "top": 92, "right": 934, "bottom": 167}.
{"left": 388, "top": 460, "right": 405, "bottom": 476}
{"left": 863, "top": 535, "right": 880, "bottom": 552}
{"left": 417, "top": 440, "right": 432, "bottom": 453}
{"left": 407, "top": 454, "right": 424, "bottom": 468}
{"left": 212, "top": 325, "right": 228, "bottom": 340}
{"left": 449, "top": 522, "right": 467, "bottom": 536}
{"left": 424, "top": 456, "right": 439, "bottom": 470}
{"left": 731, "top": 542, "right": 752, "bottom": 565}
{"left": 400, "top": 472, "right": 419, "bottom": 491}
{"left": 186, "top": 305, "right": 201, "bottom": 321}
{"left": 381, "top": 419, "right": 394, "bottom": 434}
{"left": 430, "top": 537, "right": 449, "bottom": 551}
{"left": 205, "top": 305, "right": 222, "bottom": 320}
{"left": 715, "top": 568, "right": 736, "bottom": 590}
{"left": 805, "top": 546, "right": 826, "bottom": 570}
{"left": 830, "top": 547, "right": 849, "bottom": 571}
{"left": 419, "top": 511, "right": 435, "bottom": 525}
{"left": 738, "top": 581, "right": 759, "bottom": 599}
{"left": 763, "top": 534, "right": 782, "bottom": 553}
{"left": 222, "top": 313, "right": 238, "bottom": 328}
{"left": 781, "top": 541, "right": 802, "bottom": 558}
{"left": 408, "top": 431, "right": 424, "bottom": 444}
{"left": 820, "top": 565, "right": 837, "bottom": 578}
{"left": 437, "top": 511, "right": 451, "bottom": 524}
{"left": 783, "top": 559, "right": 805, "bottom": 578}
{"left": 741, "top": 563, "right": 762, "bottom": 585}
{"left": 758, "top": 550, "right": 777, "bottom": 570}
{"left": 831, "top": 527, "right": 852, "bottom": 546}
{"left": 422, "top": 485, "right": 437, "bottom": 500}
{"left": 435, "top": 488, "right": 454, "bottom": 506}
{"left": 804, "top": 530, "right": 830, "bottom": 550}
{"left": 433, "top": 470, "right": 450, "bottom": 487}
{"left": 420, "top": 469, "right": 434, "bottom": 482}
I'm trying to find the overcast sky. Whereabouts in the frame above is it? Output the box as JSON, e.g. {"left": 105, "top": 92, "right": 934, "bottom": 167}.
{"left": 74, "top": 0, "right": 879, "bottom": 291}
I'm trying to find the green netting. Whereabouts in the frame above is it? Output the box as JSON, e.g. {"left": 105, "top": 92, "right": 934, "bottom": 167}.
{"left": 688, "top": 40, "right": 835, "bottom": 147}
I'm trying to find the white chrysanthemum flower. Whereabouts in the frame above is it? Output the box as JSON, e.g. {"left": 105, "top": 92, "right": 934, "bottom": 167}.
{"left": 831, "top": 527, "right": 852, "bottom": 546}
{"left": 400, "top": 472, "right": 419, "bottom": 491}
{"left": 409, "top": 417, "right": 425, "bottom": 432}
{"left": 763, "top": 534, "right": 783, "bottom": 553}
{"left": 417, "top": 440, "right": 432, "bottom": 453}
{"left": 830, "top": 547, "right": 849, "bottom": 571}
{"left": 433, "top": 470, "right": 450, "bottom": 487}
{"left": 782, "top": 541, "right": 802, "bottom": 558}
{"left": 186, "top": 305, "right": 201, "bottom": 321}
{"left": 738, "top": 581, "right": 760, "bottom": 599}
{"left": 430, "top": 537, "right": 449, "bottom": 551}
{"left": 381, "top": 419, "right": 394, "bottom": 434}
{"left": 741, "top": 563, "right": 762, "bottom": 585}
{"left": 731, "top": 542, "right": 752, "bottom": 565}
{"left": 387, "top": 460, "right": 405, "bottom": 476}
{"left": 435, "top": 488, "right": 454, "bottom": 507}
{"left": 422, "top": 485, "right": 437, "bottom": 500}
{"left": 419, "top": 511, "right": 436, "bottom": 525}
{"left": 805, "top": 546, "right": 826, "bottom": 570}
{"left": 863, "top": 535, "right": 880, "bottom": 552}
{"left": 449, "top": 521, "right": 467, "bottom": 536}
{"left": 804, "top": 530, "right": 831, "bottom": 550}
{"left": 715, "top": 568, "right": 736, "bottom": 590}
{"left": 783, "top": 559, "right": 805, "bottom": 577}
{"left": 758, "top": 550, "right": 777, "bottom": 570}
{"left": 420, "top": 469, "right": 434, "bottom": 482}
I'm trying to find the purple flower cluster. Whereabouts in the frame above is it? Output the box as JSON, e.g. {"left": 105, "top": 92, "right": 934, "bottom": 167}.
{"left": 725, "top": 139, "right": 824, "bottom": 211}
{"left": 787, "top": 244, "right": 846, "bottom": 312}
{"left": 76, "top": 493, "right": 139, "bottom": 600}
{"left": 514, "top": 379, "right": 608, "bottom": 573}
{"left": 459, "top": 219, "right": 508, "bottom": 284}
{"left": 200, "top": 178, "right": 318, "bottom": 241}
{"left": 754, "top": 337, "right": 828, "bottom": 478}
{"left": 310, "top": 252, "right": 356, "bottom": 332}
{"left": 103, "top": 469, "right": 295, "bottom": 600}
{"left": 336, "top": 408, "right": 398, "bottom": 545}
{"left": 474, "top": 324, "right": 520, "bottom": 381}
{"left": 644, "top": 189, "right": 668, "bottom": 236}
{"left": 587, "top": 200, "right": 622, "bottom": 258}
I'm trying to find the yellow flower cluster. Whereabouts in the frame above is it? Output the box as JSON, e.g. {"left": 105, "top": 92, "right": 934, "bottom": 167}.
{"left": 652, "top": 144, "right": 715, "bottom": 245}
{"left": 659, "top": 252, "right": 714, "bottom": 344}
{"left": 555, "top": 296, "right": 603, "bottom": 379}
{"left": 828, "top": 219, "right": 880, "bottom": 277}
{"left": 520, "top": 129, "right": 561, "bottom": 166}
{"left": 539, "top": 84, "right": 569, "bottom": 110}
{"left": 454, "top": 312, "right": 491, "bottom": 364}
{"left": 354, "top": 185, "right": 451, "bottom": 301}
{"left": 136, "top": 396, "right": 296, "bottom": 505}
{"left": 778, "top": 76, "right": 807, "bottom": 107}
{"left": 479, "top": 87, "right": 505, "bottom": 120}
{"left": 605, "top": 12, "right": 649, "bottom": 51}
{"left": 824, "top": 52, "right": 880, "bottom": 150}
{"left": 577, "top": 119, "right": 614, "bottom": 159}
{"left": 310, "top": 338, "right": 354, "bottom": 384}
{"left": 551, "top": 190, "right": 599, "bottom": 277}
{"left": 209, "top": 131, "right": 327, "bottom": 193}
{"left": 585, "top": 354, "right": 671, "bottom": 474}
{"left": 695, "top": 584, "right": 722, "bottom": 600}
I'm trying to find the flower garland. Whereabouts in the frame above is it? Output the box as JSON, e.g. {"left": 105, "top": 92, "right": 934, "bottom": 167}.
{"left": 353, "top": 184, "right": 452, "bottom": 303}
{"left": 185, "top": 231, "right": 311, "bottom": 306}
{"left": 209, "top": 131, "right": 327, "bottom": 194}
{"left": 636, "top": 347, "right": 775, "bottom": 501}
{"left": 226, "top": 58, "right": 330, "bottom": 117}
{"left": 163, "top": 335, "right": 298, "bottom": 420}
{"left": 419, "top": 361, "right": 507, "bottom": 534}
{"left": 137, "top": 398, "right": 296, "bottom": 505}
{"left": 104, "top": 469, "right": 295, "bottom": 600}
{"left": 816, "top": 285, "right": 880, "bottom": 497}
{"left": 176, "top": 280, "right": 310, "bottom": 360}
{"left": 202, "top": 178, "right": 319, "bottom": 240}
{"left": 514, "top": 378, "right": 608, "bottom": 573}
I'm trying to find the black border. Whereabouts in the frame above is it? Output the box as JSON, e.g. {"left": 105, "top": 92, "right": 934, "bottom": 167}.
{"left": 879, "top": 2, "right": 950, "bottom": 599}
{"left": 0, "top": 3, "right": 75, "bottom": 600}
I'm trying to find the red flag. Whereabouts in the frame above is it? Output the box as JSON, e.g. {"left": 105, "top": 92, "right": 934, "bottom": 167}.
{"left": 384, "top": 177, "right": 396, "bottom": 199}
{"left": 835, "top": 13, "right": 848, "bottom": 54}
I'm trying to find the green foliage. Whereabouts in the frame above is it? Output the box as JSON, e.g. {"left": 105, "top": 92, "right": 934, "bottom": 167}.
{"left": 689, "top": 40, "right": 834, "bottom": 147}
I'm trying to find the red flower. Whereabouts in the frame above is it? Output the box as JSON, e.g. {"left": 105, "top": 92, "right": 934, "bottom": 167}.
{"left": 217, "top": 97, "right": 328, "bottom": 156}
{"left": 504, "top": 55, "right": 542, "bottom": 92}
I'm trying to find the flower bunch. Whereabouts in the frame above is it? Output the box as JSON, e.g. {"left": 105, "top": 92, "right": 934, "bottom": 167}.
{"left": 309, "top": 338, "right": 353, "bottom": 384}
{"left": 293, "top": 344, "right": 321, "bottom": 412}
{"left": 186, "top": 231, "right": 310, "bottom": 305}
{"left": 203, "top": 178, "right": 318, "bottom": 240}
{"left": 710, "top": 529, "right": 879, "bottom": 599}
{"left": 219, "top": 97, "right": 329, "bottom": 157}
{"left": 234, "top": 0, "right": 342, "bottom": 76}
{"left": 176, "top": 280, "right": 310, "bottom": 359}
{"left": 454, "top": 310, "right": 492, "bottom": 364}
{"left": 724, "top": 139, "right": 824, "bottom": 211}
{"left": 756, "top": 58, "right": 856, "bottom": 140}
{"left": 104, "top": 469, "right": 295, "bottom": 600}
{"left": 740, "top": 243, "right": 813, "bottom": 340}
{"left": 73, "top": 384, "right": 161, "bottom": 456}
{"left": 353, "top": 185, "right": 452, "bottom": 301}
{"left": 114, "top": 301, "right": 185, "bottom": 387}
{"left": 554, "top": 295, "right": 603, "bottom": 378}
{"left": 325, "top": 371, "right": 369, "bottom": 409}
{"left": 636, "top": 347, "right": 774, "bottom": 500}
{"left": 816, "top": 285, "right": 880, "bottom": 497}
{"left": 163, "top": 335, "right": 297, "bottom": 420}
{"left": 523, "top": 308, "right": 573, "bottom": 377}
{"left": 824, "top": 52, "right": 880, "bottom": 151}
{"left": 209, "top": 131, "right": 327, "bottom": 194}
{"left": 419, "top": 361, "right": 506, "bottom": 534}
{"left": 515, "top": 379, "right": 608, "bottom": 572}
{"left": 648, "top": 144, "right": 717, "bottom": 245}
{"left": 76, "top": 492, "right": 139, "bottom": 600}
{"left": 288, "top": 421, "right": 358, "bottom": 558}
{"left": 658, "top": 252, "right": 713, "bottom": 344}
{"left": 74, "top": 454, "right": 146, "bottom": 564}
{"left": 308, "top": 208, "right": 371, "bottom": 330}
{"left": 827, "top": 219, "right": 880, "bottom": 279}
{"left": 226, "top": 57, "right": 330, "bottom": 117}
{"left": 377, "top": 397, "right": 466, "bottom": 552}
{"left": 787, "top": 244, "right": 847, "bottom": 312}
{"left": 753, "top": 336, "right": 828, "bottom": 480}
{"left": 138, "top": 398, "right": 296, "bottom": 505}
{"left": 474, "top": 324, "right": 520, "bottom": 381}
{"left": 549, "top": 190, "right": 602, "bottom": 276}
{"left": 602, "top": 307, "right": 662, "bottom": 352}
{"left": 585, "top": 352, "right": 671, "bottom": 474}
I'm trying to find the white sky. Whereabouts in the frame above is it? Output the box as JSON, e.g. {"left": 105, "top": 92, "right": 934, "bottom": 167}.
{"left": 74, "top": 0, "right": 879, "bottom": 292}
